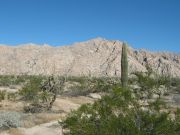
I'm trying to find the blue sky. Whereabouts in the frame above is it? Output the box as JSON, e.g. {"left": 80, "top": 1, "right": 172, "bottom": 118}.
{"left": 0, "top": 0, "right": 179, "bottom": 52}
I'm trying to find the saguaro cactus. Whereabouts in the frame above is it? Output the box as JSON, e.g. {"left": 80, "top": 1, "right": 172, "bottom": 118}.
{"left": 121, "top": 42, "right": 128, "bottom": 88}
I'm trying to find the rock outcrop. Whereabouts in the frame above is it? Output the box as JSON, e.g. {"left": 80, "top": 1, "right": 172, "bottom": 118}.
{"left": 0, "top": 38, "right": 179, "bottom": 77}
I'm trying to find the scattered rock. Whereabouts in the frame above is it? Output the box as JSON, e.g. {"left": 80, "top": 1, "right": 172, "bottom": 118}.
{"left": 88, "top": 93, "right": 101, "bottom": 99}
{"left": 151, "top": 94, "right": 159, "bottom": 99}
{"left": 130, "top": 84, "right": 141, "bottom": 90}
{"left": 158, "top": 85, "right": 168, "bottom": 95}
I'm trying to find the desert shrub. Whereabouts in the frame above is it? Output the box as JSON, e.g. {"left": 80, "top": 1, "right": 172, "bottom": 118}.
{"left": 156, "top": 75, "right": 171, "bottom": 89}
{"left": 133, "top": 72, "right": 156, "bottom": 90}
{"left": 66, "top": 76, "right": 88, "bottom": 84}
{"left": 0, "top": 75, "right": 15, "bottom": 86}
{"left": 90, "top": 77, "right": 119, "bottom": 92}
{"left": 7, "top": 92, "right": 18, "bottom": 101}
{"left": 13, "top": 75, "right": 28, "bottom": 84}
{"left": 0, "top": 91, "right": 6, "bottom": 101}
{"left": 171, "top": 78, "right": 180, "bottom": 87}
{"left": 149, "top": 98, "right": 166, "bottom": 111}
{"left": 61, "top": 87, "right": 180, "bottom": 135}
{"left": 0, "top": 75, "right": 25, "bottom": 86}
{"left": 175, "top": 108, "right": 180, "bottom": 134}
{"left": 0, "top": 75, "right": 46, "bottom": 86}
{"left": 65, "top": 76, "right": 119, "bottom": 96}
{"left": 19, "top": 76, "right": 43, "bottom": 101}
{"left": 171, "top": 78, "right": 180, "bottom": 93}
{"left": 65, "top": 76, "right": 91, "bottom": 96}
{"left": 0, "top": 112, "right": 21, "bottom": 129}
{"left": 133, "top": 72, "right": 173, "bottom": 89}
{"left": 40, "top": 76, "right": 65, "bottom": 110}
{"left": 21, "top": 76, "right": 65, "bottom": 112}
{"left": 132, "top": 72, "right": 178, "bottom": 98}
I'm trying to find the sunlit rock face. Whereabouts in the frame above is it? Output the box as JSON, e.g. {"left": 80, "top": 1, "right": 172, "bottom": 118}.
{"left": 0, "top": 38, "right": 179, "bottom": 77}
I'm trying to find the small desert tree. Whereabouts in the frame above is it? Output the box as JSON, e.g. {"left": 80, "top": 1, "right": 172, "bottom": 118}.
{"left": 41, "top": 75, "right": 65, "bottom": 110}
{"left": 21, "top": 75, "right": 65, "bottom": 113}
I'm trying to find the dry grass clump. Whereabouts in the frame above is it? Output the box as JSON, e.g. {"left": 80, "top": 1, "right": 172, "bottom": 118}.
{"left": 0, "top": 112, "right": 21, "bottom": 129}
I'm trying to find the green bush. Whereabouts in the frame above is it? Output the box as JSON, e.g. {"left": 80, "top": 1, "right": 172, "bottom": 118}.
{"left": 91, "top": 77, "right": 119, "bottom": 92}
{"left": 65, "top": 76, "right": 119, "bottom": 96}
{"left": 67, "top": 77, "right": 92, "bottom": 96}
{"left": 133, "top": 72, "right": 156, "bottom": 90}
{"left": 19, "top": 76, "right": 43, "bottom": 101}
{"left": 0, "top": 75, "right": 47, "bottom": 86}
{"left": 61, "top": 87, "right": 180, "bottom": 135}
{"left": 0, "top": 91, "right": 6, "bottom": 101}
{"left": 7, "top": 92, "right": 18, "bottom": 101}
{"left": 0, "top": 75, "right": 26, "bottom": 86}
{"left": 20, "top": 76, "right": 65, "bottom": 112}
{"left": 0, "top": 75, "right": 16, "bottom": 86}
{"left": 171, "top": 78, "right": 180, "bottom": 86}
{"left": 156, "top": 75, "right": 171, "bottom": 89}
{"left": 171, "top": 78, "right": 180, "bottom": 93}
{"left": 133, "top": 72, "right": 173, "bottom": 89}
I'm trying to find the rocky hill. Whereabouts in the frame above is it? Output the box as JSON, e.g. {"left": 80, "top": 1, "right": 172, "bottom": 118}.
{"left": 0, "top": 38, "right": 179, "bottom": 77}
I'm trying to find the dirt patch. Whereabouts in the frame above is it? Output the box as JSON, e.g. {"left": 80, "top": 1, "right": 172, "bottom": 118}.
{"left": 0, "top": 95, "right": 94, "bottom": 135}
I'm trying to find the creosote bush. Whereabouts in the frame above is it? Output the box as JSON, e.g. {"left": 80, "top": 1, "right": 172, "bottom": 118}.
{"left": 133, "top": 72, "right": 157, "bottom": 90}
{"left": 19, "top": 76, "right": 43, "bottom": 101}
{"left": 0, "top": 91, "right": 6, "bottom": 101}
{"left": 65, "top": 76, "right": 119, "bottom": 96}
{"left": 61, "top": 86, "right": 180, "bottom": 135}
{"left": 130, "top": 71, "right": 177, "bottom": 98}
{"left": 171, "top": 78, "right": 180, "bottom": 93}
{"left": 0, "top": 75, "right": 28, "bottom": 86}
{"left": 7, "top": 92, "right": 19, "bottom": 101}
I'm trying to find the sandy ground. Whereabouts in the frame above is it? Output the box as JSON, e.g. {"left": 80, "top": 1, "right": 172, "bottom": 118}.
{"left": 0, "top": 121, "right": 61, "bottom": 135}
{"left": 0, "top": 96, "right": 94, "bottom": 135}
